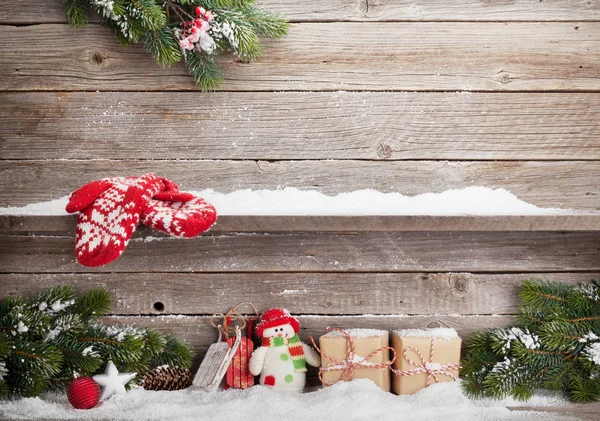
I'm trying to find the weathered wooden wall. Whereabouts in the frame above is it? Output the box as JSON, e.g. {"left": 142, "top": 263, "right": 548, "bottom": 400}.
{"left": 1, "top": 2, "right": 600, "bottom": 405}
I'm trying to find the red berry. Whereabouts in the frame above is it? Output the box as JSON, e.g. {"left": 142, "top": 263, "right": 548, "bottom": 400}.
{"left": 195, "top": 6, "right": 201, "bottom": 15}
{"left": 68, "top": 377, "right": 101, "bottom": 410}
{"left": 195, "top": 18, "right": 202, "bottom": 26}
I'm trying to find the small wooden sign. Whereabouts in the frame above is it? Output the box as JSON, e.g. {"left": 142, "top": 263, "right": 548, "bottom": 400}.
{"left": 193, "top": 326, "right": 242, "bottom": 391}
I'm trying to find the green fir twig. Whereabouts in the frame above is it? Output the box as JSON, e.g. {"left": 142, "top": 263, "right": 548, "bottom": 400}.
{"left": 62, "top": 0, "right": 288, "bottom": 90}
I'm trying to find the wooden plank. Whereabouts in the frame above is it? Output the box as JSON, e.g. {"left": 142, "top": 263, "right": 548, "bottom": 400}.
{"left": 100, "top": 314, "right": 522, "bottom": 387}
{"left": 2, "top": 0, "right": 599, "bottom": 23}
{"left": 4, "top": 215, "right": 600, "bottom": 235}
{"left": 101, "top": 314, "right": 518, "bottom": 369}
{"left": 1, "top": 273, "right": 597, "bottom": 316}
{"left": 2, "top": 92, "right": 599, "bottom": 161}
{"left": 1, "top": 231, "right": 599, "bottom": 273}
{"left": 258, "top": 0, "right": 600, "bottom": 22}
{"left": 1, "top": 160, "right": 599, "bottom": 210}
{"left": 508, "top": 406, "right": 600, "bottom": 421}
{"left": 1, "top": 23, "right": 598, "bottom": 92}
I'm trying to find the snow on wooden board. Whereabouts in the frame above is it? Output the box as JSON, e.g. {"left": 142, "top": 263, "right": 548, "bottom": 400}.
{"left": 0, "top": 186, "right": 566, "bottom": 216}
{"left": 393, "top": 328, "right": 459, "bottom": 340}
{"left": 322, "top": 328, "right": 388, "bottom": 338}
{"left": 0, "top": 380, "right": 577, "bottom": 421}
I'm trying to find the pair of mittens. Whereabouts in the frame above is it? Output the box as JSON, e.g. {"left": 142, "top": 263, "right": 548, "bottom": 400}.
{"left": 66, "top": 174, "right": 216, "bottom": 267}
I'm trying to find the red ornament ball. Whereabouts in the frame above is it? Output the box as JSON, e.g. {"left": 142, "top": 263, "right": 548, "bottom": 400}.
{"left": 67, "top": 377, "right": 101, "bottom": 410}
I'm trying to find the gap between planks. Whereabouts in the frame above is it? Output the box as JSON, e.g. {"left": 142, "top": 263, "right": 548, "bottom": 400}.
{"left": 3, "top": 215, "right": 600, "bottom": 234}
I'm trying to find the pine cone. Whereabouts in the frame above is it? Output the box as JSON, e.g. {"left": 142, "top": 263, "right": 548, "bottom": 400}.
{"left": 139, "top": 366, "right": 193, "bottom": 391}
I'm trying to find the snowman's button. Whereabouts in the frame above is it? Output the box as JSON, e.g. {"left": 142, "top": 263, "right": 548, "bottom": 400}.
{"left": 280, "top": 353, "right": 289, "bottom": 361}
{"left": 285, "top": 374, "right": 293, "bottom": 383}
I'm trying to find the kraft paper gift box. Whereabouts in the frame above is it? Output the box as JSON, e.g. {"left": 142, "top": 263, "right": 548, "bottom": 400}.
{"left": 318, "top": 328, "right": 392, "bottom": 392}
{"left": 391, "top": 328, "right": 461, "bottom": 395}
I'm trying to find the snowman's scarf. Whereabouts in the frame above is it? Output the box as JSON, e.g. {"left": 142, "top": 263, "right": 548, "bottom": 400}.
{"left": 262, "top": 334, "right": 307, "bottom": 372}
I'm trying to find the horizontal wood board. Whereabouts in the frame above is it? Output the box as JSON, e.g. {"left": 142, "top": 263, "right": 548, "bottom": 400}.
{"left": 2, "top": 0, "right": 600, "bottom": 23}
{"left": 102, "top": 314, "right": 517, "bottom": 362}
{"left": 1, "top": 23, "right": 598, "bottom": 92}
{"left": 2, "top": 160, "right": 599, "bottom": 210}
{"left": 504, "top": 406, "right": 600, "bottom": 421}
{"left": 1, "top": 272, "right": 597, "bottom": 316}
{"left": 4, "top": 215, "right": 600, "bottom": 234}
{"left": 2, "top": 231, "right": 599, "bottom": 273}
{"left": 2, "top": 92, "right": 599, "bottom": 161}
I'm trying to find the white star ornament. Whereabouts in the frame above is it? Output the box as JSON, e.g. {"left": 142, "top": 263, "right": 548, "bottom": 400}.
{"left": 93, "top": 361, "right": 136, "bottom": 400}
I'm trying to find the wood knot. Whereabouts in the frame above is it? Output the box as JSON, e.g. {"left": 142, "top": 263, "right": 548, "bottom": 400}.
{"left": 90, "top": 51, "right": 107, "bottom": 66}
{"left": 449, "top": 274, "right": 469, "bottom": 299}
{"left": 498, "top": 72, "right": 512, "bottom": 84}
{"left": 377, "top": 143, "right": 392, "bottom": 159}
{"left": 427, "top": 321, "right": 441, "bottom": 328}
{"left": 454, "top": 277, "right": 468, "bottom": 292}
{"left": 357, "top": 0, "right": 369, "bottom": 17}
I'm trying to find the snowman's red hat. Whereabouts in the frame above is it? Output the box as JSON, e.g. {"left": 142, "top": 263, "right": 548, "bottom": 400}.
{"left": 256, "top": 308, "right": 300, "bottom": 337}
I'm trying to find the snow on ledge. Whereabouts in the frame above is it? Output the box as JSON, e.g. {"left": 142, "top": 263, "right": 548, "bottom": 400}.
{"left": 0, "top": 186, "right": 567, "bottom": 216}
{"left": 0, "top": 379, "right": 571, "bottom": 421}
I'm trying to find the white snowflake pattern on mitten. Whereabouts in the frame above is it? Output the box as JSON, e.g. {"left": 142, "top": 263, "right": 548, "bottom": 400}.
{"left": 70, "top": 174, "right": 164, "bottom": 267}
{"left": 141, "top": 197, "right": 217, "bottom": 238}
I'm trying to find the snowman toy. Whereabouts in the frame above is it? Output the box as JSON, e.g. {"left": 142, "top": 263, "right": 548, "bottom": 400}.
{"left": 249, "top": 308, "right": 320, "bottom": 392}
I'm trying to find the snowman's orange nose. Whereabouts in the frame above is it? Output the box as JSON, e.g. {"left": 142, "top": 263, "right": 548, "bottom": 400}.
{"left": 277, "top": 333, "right": 283, "bottom": 337}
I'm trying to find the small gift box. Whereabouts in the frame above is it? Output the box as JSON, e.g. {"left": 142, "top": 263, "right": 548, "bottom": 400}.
{"left": 391, "top": 328, "right": 461, "bottom": 395}
{"left": 313, "top": 328, "right": 395, "bottom": 392}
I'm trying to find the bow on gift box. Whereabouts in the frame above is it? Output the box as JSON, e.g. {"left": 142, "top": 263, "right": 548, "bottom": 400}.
{"left": 391, "top": 337, "right": 461, "bottom": 386}
{"left": 66, "top": 174, "right": 217, "bottom": 267}
{"left": 311, "top": 327, "right": 396, "bottom": 386}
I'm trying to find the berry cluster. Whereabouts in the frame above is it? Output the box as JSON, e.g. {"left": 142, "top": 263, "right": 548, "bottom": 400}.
{"left": 179, "top": 6, "right": 214, "bottom": 51}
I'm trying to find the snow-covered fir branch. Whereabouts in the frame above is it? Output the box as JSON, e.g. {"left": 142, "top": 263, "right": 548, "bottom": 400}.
{"left": 497, "top": 327, "right": 540, "bottom": 354}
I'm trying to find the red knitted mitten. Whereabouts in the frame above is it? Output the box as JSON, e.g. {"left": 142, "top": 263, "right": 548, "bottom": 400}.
{"left": 142, "top": 196, "right": 217, "bottom": 238}
{"left": 66, "top": 174, "right": 164, "bottom": 267}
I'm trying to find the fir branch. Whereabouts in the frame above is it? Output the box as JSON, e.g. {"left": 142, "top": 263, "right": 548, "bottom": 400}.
{"left": 569, "top": 316, "right": 600, "bottom": 323}
{"left": 6, "top": 343, "right": 63, "bottom": 396}
{"left": 569, "top": 376, "right": 600, "bottom": 403}
{"left": 144, "top": 26, "right": 183, "bottom": 66}
{"left": 237, "top": 6, "right": 288, "bottom": 38}
{"left": 214, "top": 9, "right": 264, "bottom": 60}
{"left": 63, "top": 0, "right": 88, "bottom": 27}
{"left": 198, "top": 0, "right": 255, "bottom": 9}
{"left": 0, "top": 286, "right": 193, "bottom": 398}
{"left": 520, "top": 279, "right": 570, "bottom": 307}
{"left": 543, "top": 361, "right": 575, "bottom": 392}
{"left": 129, "top": 0, "right": 167, "bottom": 30}
{"left": 462, "top": 279, "right": 600, "bottom": 403}
{"left": 185, "top": 50, "right": 224, "bottom": 90}
{"left": 62, "top": 0, "right": 288, "bottom": 89}
{"left": 151, "top": 335, "right": 194, "bottom": 369}
{"left": 72, "top": 288, "right": 112, "bottom": 319}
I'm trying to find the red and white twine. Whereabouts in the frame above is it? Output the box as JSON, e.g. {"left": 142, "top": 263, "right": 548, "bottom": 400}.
{"left": 311, "top": 327, "right": 396, "bottom": 386}
{"left": 390, "top": 336, "right": 460, "bottom": 386}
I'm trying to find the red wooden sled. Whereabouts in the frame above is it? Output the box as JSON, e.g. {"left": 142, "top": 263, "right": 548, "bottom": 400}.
{"left": 226, "top": 317, "right": 255, "bottom": 389}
